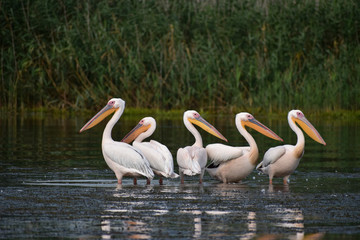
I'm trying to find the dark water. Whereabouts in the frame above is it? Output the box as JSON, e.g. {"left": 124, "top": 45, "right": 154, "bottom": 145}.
{"left": 0, "top": 112, "right": 359, "bottom": 239}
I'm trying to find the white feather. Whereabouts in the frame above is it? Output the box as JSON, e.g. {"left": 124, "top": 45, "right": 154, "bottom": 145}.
{"left": 206, "top": 143, "right": 246, "bottom": 165}
{"left": 256, "top": 145, "right": 287, "bottom": 170}
{"left": 103, "top": 141, "right": 154, "bottom": 179}
{"left": 177, "top": 146, "right": 207, "bottom": 175}
{"left": 133, "top": 140, "right": 177, "bottom": 178}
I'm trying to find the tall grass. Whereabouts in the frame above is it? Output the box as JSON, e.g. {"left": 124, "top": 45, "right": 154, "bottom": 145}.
{"left": 1, "top": 0, "right": 359, "bottom": 113}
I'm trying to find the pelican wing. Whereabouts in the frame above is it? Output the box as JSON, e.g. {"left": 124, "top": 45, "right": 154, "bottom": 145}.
{"left": 133, "top": 140, "right": 174, "bottom": 176}
{"left": 256, "top": 145, "right": 286, "bottom": 169}
{"left": 206, "top": 143, "right": 245, "bottom": 165}
{"left": 148, "top": 140, "right": 178, "bottom": 178}
{"left": 177, "top": 146, "right": 207, "bottom": 175}
{"left": 103, "top": 142, "right": 154, "bottom": 179}
{"left": 149, "top": 140, "right": 174, "bottom": 167}
{"left": 149, "top": 140, "right": 178, "bottom": 177}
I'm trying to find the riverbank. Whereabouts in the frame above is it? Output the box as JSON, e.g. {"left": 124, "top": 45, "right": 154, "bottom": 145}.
{"left": 1, "top": 107, "right": 359, "bottom": 121}
{"left": 1, "top": 0, "right": 359, "bottom": 112}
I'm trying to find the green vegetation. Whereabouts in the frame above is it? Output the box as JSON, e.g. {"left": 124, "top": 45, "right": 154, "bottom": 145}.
{"left": 1, "top": 0, "right": 359, "bottom": 114}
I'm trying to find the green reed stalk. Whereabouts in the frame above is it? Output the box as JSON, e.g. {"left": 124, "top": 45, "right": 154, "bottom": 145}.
{"left": 1, "top": 0, "right": 359, "bottom": 113}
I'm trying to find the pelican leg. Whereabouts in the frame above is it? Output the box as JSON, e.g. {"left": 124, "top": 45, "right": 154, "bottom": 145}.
{"left": 147, "top": 178, "right": 151, "bottom": 185}
{"left": 268, "top": 184, "right": 274, "bottom": 192}
{"left": 180, "top": 174, "right": 185, "bottom": 184}
{"left": 269, "top": 172, "right": 274, "bottom": 185}
{"left": 133, "top": 178, "right": 137, "bottom": 185}
{"left": 283, "top": 176, "right": 289, "bottom": 185}
{"left": 159, "top": 177, "right": 163, "bottom": 185}
{"left": 199, "top": 169, "right": 205, "bottom": 184}
{"left": 118, "top": 179, "right": 122, "bottom": 185}
{"left": 179, "top": 167, "right": 185, "bottom": 184}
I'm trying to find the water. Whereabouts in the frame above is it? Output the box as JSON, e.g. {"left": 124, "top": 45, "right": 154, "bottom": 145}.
{"left": 0, "top": 112, "right": 359, "bottom": 239}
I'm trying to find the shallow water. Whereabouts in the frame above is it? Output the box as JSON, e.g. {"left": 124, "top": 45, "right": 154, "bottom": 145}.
{"left": 0, "top": 113, "right": 359, "bottom": 239}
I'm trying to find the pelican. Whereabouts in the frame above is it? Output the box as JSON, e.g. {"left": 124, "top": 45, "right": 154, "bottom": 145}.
{"left": 177, "top": 110, "right": 228, "bottom": 184}
{"left": 256, "top": 110, "right": 326, "bottom": 184}
{"left": 121, "top": 117, "right": 179, "bottom": 185}
{"left": 79, "top": 98, "right": 154, "bottom": 185}
{"left": 205, "top": 112, "right": 283, "bottom": 183}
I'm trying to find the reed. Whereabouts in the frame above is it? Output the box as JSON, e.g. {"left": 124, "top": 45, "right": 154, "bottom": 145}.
{"left": 1, "top": 0, "right": 359, "bottom": 113}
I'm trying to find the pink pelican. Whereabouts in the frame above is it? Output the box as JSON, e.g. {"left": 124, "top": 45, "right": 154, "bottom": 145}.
{"left": 256, "top": 110, "right": 326, "bottom": 184}
{"left": 177, "top": 110, "right": 228, "bottom": 184}
{"left": 206, "top": 112, "right": 283, "bottom": 183}
{"left": 79, "top": 98, "right": 154, "bottom": 185}
{"left": 121, "top": 117, "right": 179, "bottom": 185}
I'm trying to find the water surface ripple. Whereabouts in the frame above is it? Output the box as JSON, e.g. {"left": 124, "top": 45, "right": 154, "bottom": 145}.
{"left": 0, "top": 114, "right": 359, "bottom": 239}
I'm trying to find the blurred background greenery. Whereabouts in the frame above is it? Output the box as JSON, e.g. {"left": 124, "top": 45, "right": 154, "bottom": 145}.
{"left": 1, "top": 0, "right": 359, "bottom": 115}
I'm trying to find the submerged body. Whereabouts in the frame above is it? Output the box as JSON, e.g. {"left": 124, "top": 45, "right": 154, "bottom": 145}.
{"left": 79, "top": 98, "right": 154, "bottom": 185}
{"left": 122, "top": 117, "right": 178, "bottom": 184}
{"left": 206, "top": 113, "right": 283, "bottom": 183}
{"left": 177, "top": 110, "right": 227, "bottom": 184}
{"left": 256, "top": 110, "right": 326, "bottom": 184}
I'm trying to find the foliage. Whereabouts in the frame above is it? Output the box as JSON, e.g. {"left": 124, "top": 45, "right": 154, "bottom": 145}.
{"left": 1, "top": 0, "right": 359, "bottom": 113}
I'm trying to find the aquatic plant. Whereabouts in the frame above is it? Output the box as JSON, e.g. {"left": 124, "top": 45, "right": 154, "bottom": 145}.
{"left": 1, "top": 0, "right": 359, "bottom": 113}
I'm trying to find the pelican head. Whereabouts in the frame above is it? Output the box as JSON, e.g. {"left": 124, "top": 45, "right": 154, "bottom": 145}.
{"left": 185, "top": 110, "right": 228, "bottom": 142}
{"left": 121, "top": 117, "right": 155, "bottom": 143}
{"left": 237, "top": 112, "right": 283, "bottom": 141}
{"left": 289, "top": 110, "right": 326, "bottom": 145}
{"left": 79, "top": 98, "right": 125, "bottom": 133}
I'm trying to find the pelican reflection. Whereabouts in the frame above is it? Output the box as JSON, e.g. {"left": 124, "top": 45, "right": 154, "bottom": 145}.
{"left": 101, "top": 219, "right": 111, "bottom": 239}
{"left": 212, "top": 182, "right": 250, "bottom": 197}
{"left": 193, "top": 217, "right": 202, "bottom": 238}
{"left": 268, "top": 183, "right": 290, "bottom": 193}
{"left": 239, "top": 212, "right": 257, "bottom": 240}
{"left": 264, "top": 204, "right": 324, "bottom": 240}
{"left": 100, "top": 217, "right": 151, "bottom": 239}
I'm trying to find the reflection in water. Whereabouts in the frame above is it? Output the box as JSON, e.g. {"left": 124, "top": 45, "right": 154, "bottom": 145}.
{"left": 205, "top": 210, "right": 231, "bottom": 215}
{"left": 195, "top": 181, "right": 325, "bottom": 240}
{"left": 213, "top": 182, "right": 250, "bottom": 198}
{"left": 180, "top": 210, "right": 257, "bottom": 240}
{"left": 240, "top": 212, "right": 257, "bottom": 240}
{"left": 100, "top": 217, "right": 151, "bottom": 240}
{"left": 101, "top": 220, "right": 111, "bottom": 240}
{"left": 265, "top": 204, "right": 324, "bottom": 240}
{"left": 302, "top": 233, "right": 325, "bottom": 240}
{"left": 178, "top": 210, "right": 203, "bottom": 239}
{"left": 178, "top": 183, "right": 204, "bottom": 194}
{"left": 275, "top": 207, "right": 304, "bottom": 239}
{"left": 257, "top": 233, "right": 324, "bottom": 240}
{"left": 0, "top": 113, "right": 357, "bottom": 239}
{"left": 193, "top": 217, "right": 201, "bottom": 238}
{"left": 268, "top": 184, "right": 290, "bottom": 193}
{"left": 269, "top": 204, "right": 304, "bottom": 239}
{"left": 123, "top": 221, "right": 150, "bottom": 240}
{"left": 21, "top": 178, "right": 326, "bottom": 240}
{"left": 100, "top": 187, "right": 153, "bottom": 239}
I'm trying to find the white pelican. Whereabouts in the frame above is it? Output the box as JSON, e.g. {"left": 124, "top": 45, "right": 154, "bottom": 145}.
{"left": 121, "top": 117, "right": 179, "bottom": 185}
{"left": 256, "top": 110, "right": 326, "bottom": 184}
{"left": 79, "top": 98, "right": 154, "bottom": 185}
{"left": 206, "top": 112, "right": 283, "bottom": 183}
{"left": 177, "top": 110, "right": 228, "bottom": 184}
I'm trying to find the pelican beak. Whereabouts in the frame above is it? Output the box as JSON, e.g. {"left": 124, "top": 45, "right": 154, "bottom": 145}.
{"left": 121, "top": 122, "right": 151, "bottom": 143}
{"left": 244, "top": 118, "right": 283, "bottom": 141}
{"left": 293, "top": 117, "right": 326, "bottom": 145}
{"left": 79, "top": 104, "right": 116, "bottom": 133}
{"left": 189, "top": 116, "right": 228, "bottom": 142}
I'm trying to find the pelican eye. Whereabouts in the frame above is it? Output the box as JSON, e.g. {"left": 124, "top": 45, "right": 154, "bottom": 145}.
{"left": 109, "top": 100, "right": 115, "bottom": 105}
{"left": 193, "top": 113, "right": 200, "bottom": 118}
